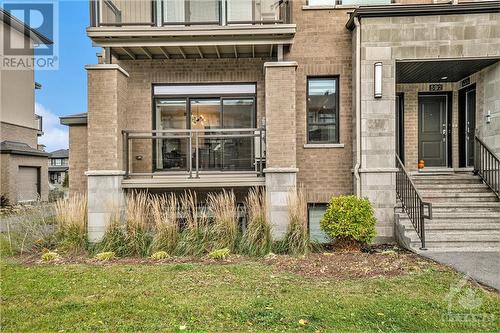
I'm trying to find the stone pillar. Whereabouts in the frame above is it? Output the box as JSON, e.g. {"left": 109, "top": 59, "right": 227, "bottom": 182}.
{"left": 85, "top": 64, "right": 129, "bottom": 242}
{"left": 263, "top": 62, "right": 298, "bottom": 239}
{"left": 359, "top": 48, "right": 397, "bottom": 243}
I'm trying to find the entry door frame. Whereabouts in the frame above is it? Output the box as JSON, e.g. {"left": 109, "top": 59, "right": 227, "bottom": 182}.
{"left": 418, "top": 92, "right": 453, "bottom": 168}
{"left": 458, "top": 83, "right": 476, "bottom": 168}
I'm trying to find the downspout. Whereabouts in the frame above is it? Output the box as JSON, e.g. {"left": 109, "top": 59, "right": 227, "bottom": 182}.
{"left": 353, "top": 17, "right": 362, "bottom": 197}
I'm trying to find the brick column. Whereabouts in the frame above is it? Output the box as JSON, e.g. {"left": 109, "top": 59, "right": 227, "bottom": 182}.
{"left": 85, "top": 64, "right": 129, "bottom": 242}
{"left": 263, "top": 62, "right": 298, "bottom": 239}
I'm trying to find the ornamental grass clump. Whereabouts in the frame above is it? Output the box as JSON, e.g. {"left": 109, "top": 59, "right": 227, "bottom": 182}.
{"left": 320, "top": 195, "right": 376, "bottom": 250}
{"left": 125, "top": 192, "right": 152, "bottom": 257}
{"left": 150, "top": 194, "right": 179, "bottom": 254}
{"left": 240, "top": 188, "right": 271, "bottom": 256}
{"left": 208, "top": 248, "right": 230, "bottom": 260}
{"left": 279, "top": 188, "right": 309, "bottom": 255}
{"left": 54, "top": 194, "right": 88, "bottom": 253}
{"left": 95, "top": 251, "right": 116, "bottom": 261}
{"left": 207, "top": 190, "right": 238, "bottom": 252}
{"left": 176, "top": 191, "right": 210, "bottom": 256}
{"left": 150, "top": 251, "right": 169, "bottom": 260}
{"left": 41, "top": 251, "right": 59, "bottom": 262}
{"left": 97, "top": 203, "right": 128, "bottom": 257}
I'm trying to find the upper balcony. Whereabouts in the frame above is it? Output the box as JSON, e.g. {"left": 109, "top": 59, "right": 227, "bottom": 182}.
{"left": 88, "top": 0, "right": 295, "bottom": 59}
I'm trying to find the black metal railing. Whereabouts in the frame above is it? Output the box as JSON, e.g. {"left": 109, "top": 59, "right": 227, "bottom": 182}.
{"left": 122, "top": 128, "right": 265, "bottom": 179}
{"left": 395, "top": 155, "right": 432, "bottom": 250}
{"left": 474, "top": 136, "right": 500, "bottom": 199}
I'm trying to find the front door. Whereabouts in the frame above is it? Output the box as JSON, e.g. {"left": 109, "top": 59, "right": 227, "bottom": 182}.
{"left": 459, "top": 86, "right": 476, "bottom": 167}
{"left": 418, "top": 95, "right": 448, "bottom": 167}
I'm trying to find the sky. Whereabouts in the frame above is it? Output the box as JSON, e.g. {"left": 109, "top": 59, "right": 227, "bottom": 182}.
{"left": 34, "top": 0, "right": 99, "bottom": 152}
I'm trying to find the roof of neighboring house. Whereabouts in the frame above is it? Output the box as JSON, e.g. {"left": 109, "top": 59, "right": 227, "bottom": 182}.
{"left": 0, "top": 8, "right": 53, "bottom": 45}
{"left": 60, "top": 112, "right": 88, "bottom": 126}
{"left": 49, "top": 149, "right": 69, "bottom": 158}
{"left": 346, "top": 1, "right": 500, "bottom": 30}
{"left": 0, "top": 141, "right": 49, "bottom": 157}
{"left": 48, "top": 166, "right": 69, "bottom": 172}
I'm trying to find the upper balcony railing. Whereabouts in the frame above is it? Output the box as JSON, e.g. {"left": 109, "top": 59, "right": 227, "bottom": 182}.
{"left": 90, "top": 0, "right": 291, "bottom": 27}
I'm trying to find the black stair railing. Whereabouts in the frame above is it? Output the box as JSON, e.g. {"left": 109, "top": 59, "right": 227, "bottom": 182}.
{"left": 474, "top": 136, "right": 500, "bottom": 199}
{"left": 395, "top": 155, "right": 432, "bottom": 250}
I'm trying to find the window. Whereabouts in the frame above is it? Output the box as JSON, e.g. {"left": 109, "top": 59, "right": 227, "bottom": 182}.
{"left": 308, "top": 204, "right": 330, "bottom": 243}
{"left": 308, "top": 0, "right": 335, "bottom": 6}
{"left": 307, "top": 77, "right": 339, "bottom": 144}
{"left": 153, "top": 85, "right": 257, "bottom": 172}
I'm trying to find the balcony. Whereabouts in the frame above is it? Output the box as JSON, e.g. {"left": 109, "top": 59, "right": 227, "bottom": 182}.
{"left": 121, "top": 128, "right": 266, "bottom": 189}
{"left": 87, "top": 0, "right": 295, "bottom": 59}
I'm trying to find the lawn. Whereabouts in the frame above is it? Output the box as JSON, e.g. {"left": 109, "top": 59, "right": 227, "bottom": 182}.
{"left": 1, "top": 254, "right": 499, "bottom": 333}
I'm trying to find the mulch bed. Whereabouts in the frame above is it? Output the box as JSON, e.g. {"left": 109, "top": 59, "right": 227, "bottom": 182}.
{"left": 8, "top": 244, "right": 444, "bottom": 280}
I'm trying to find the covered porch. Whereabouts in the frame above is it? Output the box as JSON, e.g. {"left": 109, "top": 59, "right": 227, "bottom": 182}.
{"left": 395, "top": 58, "right": 499, "bottom": 173}
{"left": 348, "top": 1, "right": 500, "bottom": 242}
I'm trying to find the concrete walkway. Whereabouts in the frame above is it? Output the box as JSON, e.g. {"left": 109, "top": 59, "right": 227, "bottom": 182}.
{"left": 422, "top": 252, "right": 500, "bottom": 291}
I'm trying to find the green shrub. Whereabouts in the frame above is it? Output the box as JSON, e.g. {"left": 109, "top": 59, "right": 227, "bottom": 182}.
{"left": 208, "top": 248, "right": 230, "bottom": 260}
{"left": 41, "top": 251, "right": 59, "bottom": 262}
{"left": 175, "top": 191, "right": 210, "bottom": 256}
{"left": 95, "top": 251, "right": 116, "bottom": 261}
{"left": 150, "top": 251, "right": 169, "bottom": 260}
{"left": 320, "top": 195, "right": 376, "bottom": 244}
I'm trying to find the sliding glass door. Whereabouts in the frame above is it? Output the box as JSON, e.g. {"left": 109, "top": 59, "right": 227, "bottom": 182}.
{"left": 154, "top": 94, "right": 256, "bottom": 172}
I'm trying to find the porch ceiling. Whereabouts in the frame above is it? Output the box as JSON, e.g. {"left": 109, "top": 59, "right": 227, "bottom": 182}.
{"left": 396, "top": 58, "right": 499, "bottom": 84}
{"left": 110, "top": 44, "right": 279, "bottom": 60}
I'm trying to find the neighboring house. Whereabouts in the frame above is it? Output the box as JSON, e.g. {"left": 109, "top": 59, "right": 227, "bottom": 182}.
{"left": 61, "top": 0, "right": 500, "bottom": 250}
{"left": 0, "top": 10, "right": 52, "bottom": 204}
{"left": 48, "top": 149, "right": 69, "bottom": 186}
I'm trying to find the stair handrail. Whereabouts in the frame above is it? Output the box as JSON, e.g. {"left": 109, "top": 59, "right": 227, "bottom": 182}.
{"left": 474, "top": 136, "right": 500, "bottom": 199}
{"left": 395, "top": 155, "right": 432, "bottom": 250}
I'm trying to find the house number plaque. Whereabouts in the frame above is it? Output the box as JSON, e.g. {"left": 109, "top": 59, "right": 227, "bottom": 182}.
{"left": 429, "top": 84, "right": 443, "bottom": 91}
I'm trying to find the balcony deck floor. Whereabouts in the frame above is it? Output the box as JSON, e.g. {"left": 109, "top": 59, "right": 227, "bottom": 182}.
{"left": 122, "top": 172, "right": 265, "bottom": 189}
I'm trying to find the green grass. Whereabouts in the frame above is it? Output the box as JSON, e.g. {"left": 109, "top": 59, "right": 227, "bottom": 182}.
{"left": 1, "top": 259, "right": 499, "bottom": 332}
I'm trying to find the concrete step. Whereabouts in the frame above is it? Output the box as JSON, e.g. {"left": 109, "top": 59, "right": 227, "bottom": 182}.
{"left": 431, "top": 202, "right": 500, "bottom": 212}
{"left": 416, "top": 183, "right": 489, "bottom": 190}
{"left": 421, "top": 192, "right": 499, "bottom": 202}
{"left": 398, "top": 219, "right": 500, "bottom": 231}
{"left": 413, "top": 178, "right": 483, "bottom": 185}
{"left": 411, "top": 242, "right": 500, "bottom": 252}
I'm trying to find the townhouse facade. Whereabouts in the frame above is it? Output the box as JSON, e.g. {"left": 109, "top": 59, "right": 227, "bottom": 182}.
{"left": 0, "top": 10, "right": 51, "bottom": 204}
{"left": 61, "top": 0, "right": 500, "bottom": 249}
{"left": 48, "top": 149, "right": 69, "bottom": 186}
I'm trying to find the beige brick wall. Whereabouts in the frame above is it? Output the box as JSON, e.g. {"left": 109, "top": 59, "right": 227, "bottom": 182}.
{"left": 265, "top": 64, "right": 297, "bottom": 168}
{"left": 0, "top": 153, "right": 48, "bottom": 203}
{"left": 0, "top": 122, "right": 38, "bottom": 148}
{"left": 87, "top": 68, "right": 128, "bottom": 170}
{"left": 286, "top": 2, "right": 353, "bottom": 202}
{"left": 69, "top": 125, "right": 88, "bottom": 195}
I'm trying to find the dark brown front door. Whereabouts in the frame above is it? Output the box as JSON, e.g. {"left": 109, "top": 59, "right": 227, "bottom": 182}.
{"left": 419, "top": 95, "right": 448, "bottom": 167}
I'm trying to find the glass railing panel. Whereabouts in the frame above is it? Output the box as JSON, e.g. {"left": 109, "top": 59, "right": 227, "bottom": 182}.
{"left": 226, "top": 0, "right": 286, "bottom": 24}
{"left": 163, "top": 0, "right": 220, "bottom": 25}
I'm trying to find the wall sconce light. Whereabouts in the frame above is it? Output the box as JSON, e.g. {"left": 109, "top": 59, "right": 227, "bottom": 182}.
{"left": 486, "top": 110, "right": 491, "bottom": 124}
{"left": 374, "top": 62, "right": 383, "bottom": 99}
{"left": 135, "top": 155, "right": 143, "bottom": 161}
